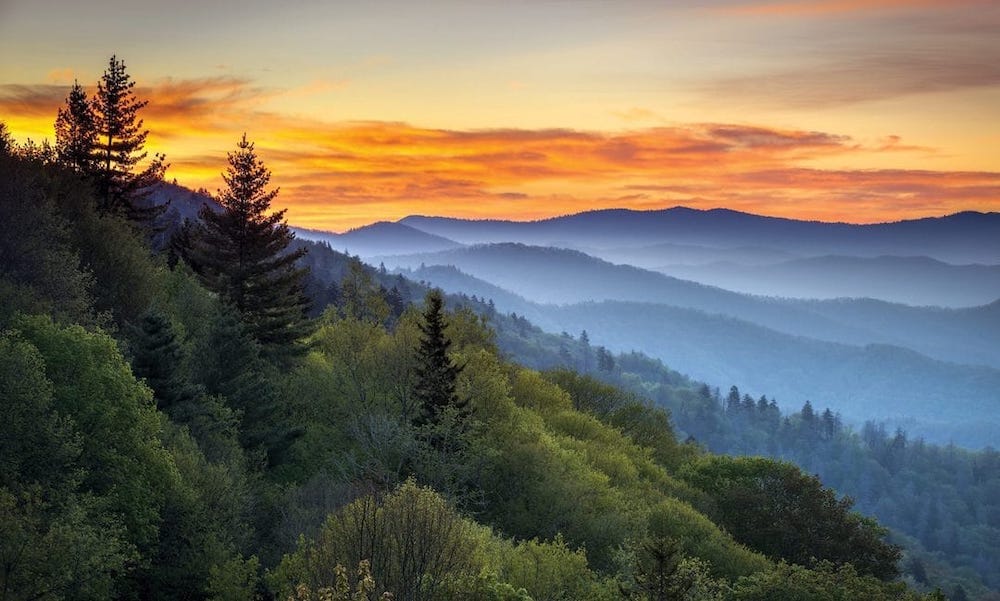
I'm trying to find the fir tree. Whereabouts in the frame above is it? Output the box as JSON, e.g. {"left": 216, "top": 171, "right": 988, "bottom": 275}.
{"left": 194, "top": 308, "right": 299, "bottom": 465}
{"left": 726, "top": 385, "right": 741, "bottom": 413}
{"left": 413, "top": 290, "right": 467, "bottom": 433}
{"left": 91, "top": 55, "right": 167, "bottom": 222}
{"left": 54, "top": 81, "right": 96, "bottom": 174}
{"left": 182, "top": 134, "right": 311, "bottom": 361}
{"left": 131, "top": 309, "right": 199, "bottom": 413}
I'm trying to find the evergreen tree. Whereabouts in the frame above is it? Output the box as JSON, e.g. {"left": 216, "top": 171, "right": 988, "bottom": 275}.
{"left": 0, "top": 121, "right": 12, "bottom": 155}
{"left": 91, "top": 55, "right": 167, "bottom": 222}
{"left": 54, "top": 81, "right": 97, "bottom": 174}
{"left": 626, "top": 537, "right": 699, "bottom": 601}
{"left": 801, "top": 400, "right": 816, "bottom": 424}
{"left": 194, "top": 308, "right": 297, "bottom": 465}
{"left": 131, "top": 309, "right": 200, "bottom": 413}
{"left": 579, "top": 329, "right": 591, "bottom": 372}
{"left": 133, "top": 311, "right": 244, "bottom": 463}
{"left": 726, "top": 386, "right": 741, "bottom": 413}
{"left": 182, "top": 134, "right": 311, "bottom": 361}
{"left": 386, "top": 286, "right": 406, "bottom": 321}
{"left": 413, "top": 290, "right": 467, "bottom": 432}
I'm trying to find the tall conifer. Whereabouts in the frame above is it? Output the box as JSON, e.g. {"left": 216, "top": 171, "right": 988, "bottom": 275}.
{"left": 413, "top": 290, "right": 467, "bottom": 431}
{"left": 91, "top": 55, "right": 166, "bottom": 222}
{"left": 182, "top": 134, "right": 311, "bottom": 360}
{"left": 54, "top": 81, "right": 96, "bottom": 174}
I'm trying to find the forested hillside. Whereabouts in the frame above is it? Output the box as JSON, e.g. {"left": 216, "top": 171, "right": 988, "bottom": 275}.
{"left": 397, "top": 260, "right": 1000, "bottom": 447}
{"left": 0, "top": 60, "right": 968, "bottom": 600}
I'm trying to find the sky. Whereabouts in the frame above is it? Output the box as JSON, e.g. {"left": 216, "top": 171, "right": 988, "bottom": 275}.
{"left": 1, "top": 0, "right": 998, "bottom": 231}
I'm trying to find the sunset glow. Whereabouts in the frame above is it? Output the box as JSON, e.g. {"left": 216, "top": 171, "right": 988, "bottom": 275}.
{"left": 1, "top": 0, "right": 997, "bottom": 230}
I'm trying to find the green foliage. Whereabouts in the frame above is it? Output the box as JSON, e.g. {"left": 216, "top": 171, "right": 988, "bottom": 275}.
{"left": 13, "top": 314, "right": 178, "bottom": 551}
{"left": 0, "top": 487, "right": 131, "bottom": 601}
{"left": 433, "top": 572, "right": 534, "bottom": 601}
{"left": 73, "top": 205, "right": 163, "bottom": 327}
{"left": 143, "top": 422, "right": 254, "bottom": 599}
{"left": 644, "top": 498, "right": 770, "bottom": 580}
{"left": 680, "top": 456, "right": 901, "bottom": 580}
{"left": 543, "top": 368, "right": 634, "bottom": 418}
{"left": 0, "top": 332, "right": 131, "bottom": 600}
{"left": 511, "top": 369, "right": 573, "bottom": 414}
{"left": 132, "top": 308, "right": 200, "bottom": 411}
{"left": 618, "top": 537, "right": 731, "bottom": 601}
{"left": 727, "top": 562, "right": 928, "bottom": 601}
{"left": 339, "top": 257, "right": 391, "bottom": 325}
{"left": 499, "top": 536, "right": 615, "bottom": 601}
{"left": 413, "top": 289, "right": 468, "bottom": 433}
{"left": 194, "top": 307, "right": 297, "bottom": 465}
{"left": 273, "top": 479, "right": 490, "bottom": 601}
{"left": 1, "top": 107, "right": 948, "bottom": 600}
{"left": 208, "top": 555, "right": 262, "bottom": 601}
{"left": 39, "top": 162, "right": 164, "bottom": 328}
{"left": 608, "top": 401, "right": 698, "bottom": 473}
{"left": 181, "top": 134, "right": 311, "bottom": 361}
{"left": 0, "top": 151, "right": 96, "bottom": 327}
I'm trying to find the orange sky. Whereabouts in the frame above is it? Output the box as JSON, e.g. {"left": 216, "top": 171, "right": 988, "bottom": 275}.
{"left": 1, "top": 0, "right": 998, "bottom": 231}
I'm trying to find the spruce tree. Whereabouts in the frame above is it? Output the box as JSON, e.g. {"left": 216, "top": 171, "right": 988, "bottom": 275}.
{"left": 131, "top": 309, "right": 200, "bottom": 412}
{"left": 194, "top": 307, "right": 298, "bottom": 465}
{"left": 183, "top": 134, "right": 311, "bottom": 361}
{"left": 54, "top": 81, "right": 96, "bottom": 174}
{"left": 413, "top": 290, "right": 467, "bottom": 432}
{"left": 91, "top": 55, "right": 166, "bottom": 222}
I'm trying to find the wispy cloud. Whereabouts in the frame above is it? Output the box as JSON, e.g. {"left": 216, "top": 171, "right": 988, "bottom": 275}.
{"left": 717, "top": 0, "right": 985, "bottom": 17}
{"left": 0, "top": 83, "right": 67, "bottom": 117}
{"left": 700, "top": 0, "right": 1000, "bottom": 109}
{"left": 2, "top": 76, "right": 996, "bottom": 229}
{"left": 701, "top": 50, "right": 1000, "bottom": 108}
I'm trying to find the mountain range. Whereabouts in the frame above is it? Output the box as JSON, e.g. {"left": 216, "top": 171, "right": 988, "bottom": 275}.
{"left": 655, "top": 255, "right": 1000, "bottom": 307}
{"left": 299, "top": 207, "right": 1000, "bottom": 448}
{"left": 400, "top": 207, "right": 1000, "bottom": 264}
{"left": 294, "top": 221, "right": 462, "bottom": 258}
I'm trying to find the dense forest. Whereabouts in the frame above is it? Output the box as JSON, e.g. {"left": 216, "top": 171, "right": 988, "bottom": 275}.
{"left": 0, "top": 57, "right": 991, "bottom": 600}
{"left": 469, "top": 313, "right": 1000, "bottom": 601}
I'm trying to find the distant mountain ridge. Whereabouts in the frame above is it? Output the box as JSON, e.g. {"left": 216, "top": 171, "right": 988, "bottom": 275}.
{"left": 656, "top": 255, "right": 1000, "bottom": 307}
{"left": 403, "top": 263, "right": 1000, "bottom": 446}
{"left": 400, "top": 207, "right": 1000, "bottom": 264}
{"left": 294, "top": 221, "right": 463, "bottom": 258}
{"left": 227, "top": 199, "right": 1000, "bottom": 446}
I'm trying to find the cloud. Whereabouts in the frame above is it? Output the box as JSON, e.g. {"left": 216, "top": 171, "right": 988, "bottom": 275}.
{"left": 716, "top": 0, "right": 985, "bottom": 17}
{"left": 612, "top": 107, "right": 663, "bottom": 123}
{"left": 0, "top": 84, "right": 67, "bottom": 117}
{"left": 46, "top": 68, "right": 76, "bottom": 84}
{"left": 700, "top": 1, "right": 1000, "bottom": 108}
{"left": 2, "top": 75, "right": 995, "bottom": 229}
{"left": 701, "top": 50, "right": 1000, "bottom": 108}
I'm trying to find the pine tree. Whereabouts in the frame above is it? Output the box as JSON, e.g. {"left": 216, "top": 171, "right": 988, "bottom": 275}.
{"left": 726, "top": 385, "right": 741, "bottom": 413}
{"left": 91, "top": 55, "right": 166, "bottom": 221}
{"left": 194, "top": 308, "right": 298, "bottom": 465}
{"left": 182, "top": 134, "right": 311, "bottom": 361}
{"left": 413, "top": 290, "right": 467, "bottom": 432}
{"left": 131, "top": 309, "right": 199, "bottom": 412}
{"left": 54, "top": 81, "right": 96, "bottom": 174}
